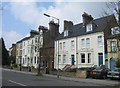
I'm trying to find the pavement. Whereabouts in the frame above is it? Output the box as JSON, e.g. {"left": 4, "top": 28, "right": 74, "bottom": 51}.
{"left": 2, "top": 68, "right": 119, "bottom": 86}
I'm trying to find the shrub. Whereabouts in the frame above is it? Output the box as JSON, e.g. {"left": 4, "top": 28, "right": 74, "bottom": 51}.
{"left": 67, "top": 68, "right": 77, "bottom": 72}
{"left": 115, "top": 58, "right": 120, "bottom": 68}
{"left": 51, "top": 68, "right": 57, "bottom": 71}
{"left": 12, "top": 64, "right": 17, "bottom": 67}
{"left": 36, "top": 73, "right": 43, "bottom": 76}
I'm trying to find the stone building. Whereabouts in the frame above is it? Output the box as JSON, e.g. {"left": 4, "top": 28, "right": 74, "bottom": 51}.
{"left": 107, "top": 33, "right": 120, "bottom": 70}
{"left": 9, "top": 44, "right": 16, "bottom": 63}
{"left": 40, "top": 20, "right": 59, "bottom": 72}
{"left": 16, "top": 40, "right": 22, "bottom": 65}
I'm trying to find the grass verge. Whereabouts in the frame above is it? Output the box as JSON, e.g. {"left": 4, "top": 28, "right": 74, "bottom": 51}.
{"left": 114, "top": 84, "right": 120, "bottom": 87}
{"left": 36, "top": 73, "right": 43, "bottom": 76}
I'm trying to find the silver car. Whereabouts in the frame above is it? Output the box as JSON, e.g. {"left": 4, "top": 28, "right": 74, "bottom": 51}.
{"left": 107, "top": 68, "right": 120, "bottom": 79}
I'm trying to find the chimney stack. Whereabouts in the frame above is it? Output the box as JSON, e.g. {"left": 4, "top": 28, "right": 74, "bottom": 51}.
{"left": 49, "top": 20, "right": 59, "bottom": 40}
{"left": 82, "top": 12, "right": 93, "bottom": 26}
{"left": 38, "top": 25, "right": 48, "bottom": 34}
{"left": 64, "top": 20, "right": 73, "bottom": 31}
{"left": 30, "top": 30, "right": 39, "bottom": 36}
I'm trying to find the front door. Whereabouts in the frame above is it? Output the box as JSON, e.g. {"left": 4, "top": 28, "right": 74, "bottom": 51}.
{"left": 98, "top": 53, "right": 103, "bottom": 66}
{"left": 105, "top": 59, "right": 108, "bottom": 69}
{"left": 110, "top": 58, "right": 115, "bottom": 70}
{"left": 71, "top": 55, "right": 74, "bottom": 65}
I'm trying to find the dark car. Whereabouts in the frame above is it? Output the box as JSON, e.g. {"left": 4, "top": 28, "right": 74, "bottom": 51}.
{"left": 90, "top": 68, "right": 108, "bottom": 79}
{"left": 107, "top": 68, "right": 120, "bottom": 79}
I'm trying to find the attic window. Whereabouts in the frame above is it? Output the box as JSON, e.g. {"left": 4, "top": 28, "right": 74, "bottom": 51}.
{"left": 86, "top": 24, "right": 92, "bottom": 32}
{"left": 111, "top": 27, "right": 120, "bottom": 35}
{"left": 64, "top": 30, "right": 68, "bottom": 37}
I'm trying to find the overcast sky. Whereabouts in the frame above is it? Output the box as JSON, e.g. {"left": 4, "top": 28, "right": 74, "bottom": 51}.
{"left": 1, "top": 0, "right": 113, "bottom": 50}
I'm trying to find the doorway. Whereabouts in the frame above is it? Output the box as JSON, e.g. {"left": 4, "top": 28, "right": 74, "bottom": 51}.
{"left": 98, "top": 53, "right": 103, "bottom": 66}
{"left": 71, "top": 55, "right": 75, "bottom": 65}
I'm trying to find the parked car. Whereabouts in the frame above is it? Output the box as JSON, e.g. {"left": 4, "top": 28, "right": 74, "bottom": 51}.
{"left": 90, "top": 68, "right": 108, "bottom": 79}
{"left": 107, "top": 68, "right": 120, "bottom": 79}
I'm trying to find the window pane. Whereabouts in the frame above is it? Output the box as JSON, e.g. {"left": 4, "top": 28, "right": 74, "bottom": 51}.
{"left": 59, "top": 43, "right": 62, "bottom": 50}
{"left": 86, "top": 38, "right": 90, "bottom": 48}
{"left": 63, "top": 55, "right": 66, "bottom": 64}
{"left": 58, "top": 55, "right": 61, "bottom": 64}
{"left": 98, "top": 36, "right": 102, "bottom": 46}
{"left": 71, "top": 41, "right": 74, "bottom": 50}
{"left": 81, "top": 39, "right": 85, "bottom": 48}
{"left": 87, "top": 24, "right": 92, "bottom": 32}
{"left": 63, "top": 42, "right": 66, "bottom": 50}
{"left": 88, "top": 53, "right": 91, "bottom": 63}
{"left": 81, "top": 53, "right": 85, "bottom": 63}
{"left": 111, "top": 41, "right": 116, "bottom": 52}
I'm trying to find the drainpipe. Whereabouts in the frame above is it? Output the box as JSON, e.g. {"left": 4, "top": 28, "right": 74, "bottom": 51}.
{"left": 57, "top": 40, "right": 60, "bottom": 78}
{"left": 76, "top": 36, "right": 78, "bottom": 68}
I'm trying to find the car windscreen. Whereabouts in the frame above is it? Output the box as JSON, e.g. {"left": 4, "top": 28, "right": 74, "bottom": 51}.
{"left": 112, "top": 68, "right": 120, "bottom": 72}
{"left": 93, "top": 68, "right": 103, "bottom": 71}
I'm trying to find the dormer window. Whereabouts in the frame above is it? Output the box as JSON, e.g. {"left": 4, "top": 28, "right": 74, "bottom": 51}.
{"left": 64, "top": 30, "right": 68, "bottom": 37}
{"left": 111, "top": 27, "right": 120, "bottom": 35}
{"left": 86, "top": 24, "right": 92, "bottom": 32}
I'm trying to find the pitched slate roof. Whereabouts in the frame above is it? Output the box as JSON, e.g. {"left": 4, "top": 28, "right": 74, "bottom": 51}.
{"left": 107, "top": 34, "right": 120, "bottom": 39}
{"left": 56, "top": 15, "right": 115, "bottom": 40}
{"left": 16, "top": 34, "right": 38, "bottom": 43}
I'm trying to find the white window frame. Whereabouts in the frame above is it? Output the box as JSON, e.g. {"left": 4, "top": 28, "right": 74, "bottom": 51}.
{"left": 32, "top": 40, "right": 34, "bottom": 44}
{"left": 111, "top": 27, "right": 120, "bottom": 35}
{"left": 20, "top": 50, "right": 22, "bottom": 56}
{"left": 28, "top": 47, "right": 30, "bottom": 54}
{"left": 71, "top": 40, "right": 74, "bottom": 50}
{"left": 81, "top": 53, "right": 85, "bottom": 63}
{"left": 86, "top": 38, "right": 90, "bottom": 48}
{"left": 64, "top": 30, "right": 68, "bottom": 37}
{"left": 20, "top": 44, "right": 22, "bottom": 49}
{"left": 63, "top": 42, "right": 66, "bottom": 50}
{"left": 88, "top": 53, "right": 91, "bottom": 63}
{"left": 58, "top": 55, "right": 61, "bottom": 64}
{"left": 24, "top": 42, "right": 25, "bottom": 46}
{"left": 86, "top": 24, "right": 92, "bottom": 32}
{"left": 59, "top": 43, "right": 62, "bottom": 50}
{"left": 81, "top": 39, "right": 85, "bottom": 48}
{"left": 98, "top": 36, "right": 102, "bottom": 46}
{"left": 63, "top": 55, "right": 66, "bottom": 64}
{"left": 111, "top": 41, "right": 117, "bottom": 52}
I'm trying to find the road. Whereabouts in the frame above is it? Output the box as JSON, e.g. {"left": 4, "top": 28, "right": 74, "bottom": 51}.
{"left": 2, "top": 69, "right": 104, "bottom": 86}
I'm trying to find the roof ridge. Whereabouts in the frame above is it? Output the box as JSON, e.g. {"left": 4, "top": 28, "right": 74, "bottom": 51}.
{"left": 74, "top": 14, "right": 114, "bottom": 26}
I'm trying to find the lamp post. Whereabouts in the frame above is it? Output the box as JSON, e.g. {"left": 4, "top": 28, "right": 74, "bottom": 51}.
{"left": 43, "top": 13, "right": 60, "bottom": 78}
{"left": 19, "top": 56, "right": 22, "bottom": 71}
{"left": 43, "top": 13, "right": 59, "bottom": 25}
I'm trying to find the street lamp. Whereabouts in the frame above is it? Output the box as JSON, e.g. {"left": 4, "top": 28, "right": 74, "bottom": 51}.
{"left": 43, "top": 13, "right": 60, "bottom": 78}
{"left": 43, "top": 13, "right": 59, "bottom": 25}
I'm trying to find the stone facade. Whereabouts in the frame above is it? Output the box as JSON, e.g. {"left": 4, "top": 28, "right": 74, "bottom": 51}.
{"left": 107, "top": 35, "right": 120, "bottom": 69}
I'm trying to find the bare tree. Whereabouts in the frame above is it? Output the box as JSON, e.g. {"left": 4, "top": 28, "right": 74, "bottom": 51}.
{"left": 104, "top": 1, "right": 120, "bottom": 27}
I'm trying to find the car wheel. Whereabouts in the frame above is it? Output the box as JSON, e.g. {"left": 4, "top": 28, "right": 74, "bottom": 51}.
{"left": 111, "top": 78, "right": 113, "bottom": 80}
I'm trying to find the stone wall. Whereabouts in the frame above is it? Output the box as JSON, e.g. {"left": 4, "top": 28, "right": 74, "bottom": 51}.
{"left": 76, "top": 70, "right": 87, "bottom": 78}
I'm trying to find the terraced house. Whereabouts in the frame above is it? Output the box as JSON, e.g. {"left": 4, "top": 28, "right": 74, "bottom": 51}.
{"left": 16, "top": 30, "right": 40, "bottom": 68}
{"left": 54, "top": 12, "right": 118, "bottom": 70}
{"left": 16, "top": 40, "right": 22, "bottom": 65}
{"left": 16, "top": 20, "right": 59, "bottom": 71}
